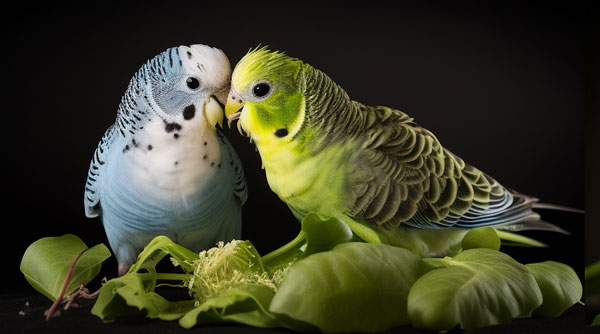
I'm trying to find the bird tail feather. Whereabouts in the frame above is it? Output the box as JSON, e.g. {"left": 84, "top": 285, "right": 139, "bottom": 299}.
{"left": 532, "top": 202, "right": 585, "bottom": 214}
{"left": 496, "top": 219, "right": 570, "bottom": 235}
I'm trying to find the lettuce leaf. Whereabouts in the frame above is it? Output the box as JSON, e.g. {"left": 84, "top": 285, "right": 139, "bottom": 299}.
{"left": 408, "top": 248, "right": 543, "bottom": 330}
{"left": 270, "top": 242, "right": 421, "bottom": 333}
{"left": 20, "top": 234, "right": 110, "bottom": 301}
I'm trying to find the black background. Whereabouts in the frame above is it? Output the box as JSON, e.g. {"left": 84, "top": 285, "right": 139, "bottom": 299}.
{"left": 3, "top": 1, "right": 596, "bottom": 331}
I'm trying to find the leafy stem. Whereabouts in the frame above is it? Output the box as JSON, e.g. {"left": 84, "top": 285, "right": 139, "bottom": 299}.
{"left": 261, "top": 231, "right": 306, "bottom": 270}
{"left": 45, "top": 248, "right": 88, "bottom": 321}
{"left": 155, "top": 273, "right": 190, "bottom": 281}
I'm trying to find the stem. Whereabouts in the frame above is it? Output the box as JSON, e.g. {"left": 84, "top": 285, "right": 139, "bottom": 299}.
{"left": 155, "top": 273, "right": 190, "bottom": 281}
{"left": 496, "top": 230, "right": 547, "bottom": 248}
{"left": 45, "top": 248, "right": 88, "bottom": 321}
{"left": 261, "top": 231, "right": 307, "bottom": 268}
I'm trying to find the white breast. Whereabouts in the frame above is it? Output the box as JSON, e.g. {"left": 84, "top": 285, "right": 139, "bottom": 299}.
{"left": 121, "top": 112, "right": 221, "bottom": 199}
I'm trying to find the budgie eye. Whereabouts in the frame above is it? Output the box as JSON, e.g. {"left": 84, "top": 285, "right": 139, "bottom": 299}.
{"left": 186, "top": 77, "right": 201, "bottom": 90}
{"left": 252, "top": 82, "right": 271, "bottom": 98}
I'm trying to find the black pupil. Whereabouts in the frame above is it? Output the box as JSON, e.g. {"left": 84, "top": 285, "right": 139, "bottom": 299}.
{"left": 186, "top": 77, "right": 200, "bottom": 89}
{"left": 253, "top": 83, "right": 270, "bottom": 97}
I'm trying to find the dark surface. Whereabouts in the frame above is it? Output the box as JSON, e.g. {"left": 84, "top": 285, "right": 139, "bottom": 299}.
{"left": 585, "top": 11, "right": 600, "bottom": 328}
{"left": 3, "top": 1, "right": 595, "bottom": 333}
{"left": 0, "top": 292, "right": 595, "bottom": 334}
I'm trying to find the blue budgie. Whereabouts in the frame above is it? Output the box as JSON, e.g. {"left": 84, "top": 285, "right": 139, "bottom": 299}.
{"left": 84, "top": 45, "right": 247, "bottom": 276}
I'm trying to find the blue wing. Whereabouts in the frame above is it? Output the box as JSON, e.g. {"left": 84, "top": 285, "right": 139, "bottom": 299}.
{"left": 84, "top": 125, "right": 117, "bottom": 218}
{"left": 217, "top": 129, "right": 248, "bottom": 206}
{"left": 404, "top": 174, "right": 566, "bottom": 233}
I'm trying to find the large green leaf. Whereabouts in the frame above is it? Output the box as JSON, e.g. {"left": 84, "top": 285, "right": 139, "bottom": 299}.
{"left": 407, "top": 248, "right": 543, "bottom": 330}
{"left": 593, "top": 313, "right": 600, "bottom": 326}
{"left": 270, "top": 242, "right": 421, "bottom": 333}
{"left": 20, "top": 234, "right": 111, "bottom": 301}
{"left": 526, "top": 261, "right": 582, "bottom": 317}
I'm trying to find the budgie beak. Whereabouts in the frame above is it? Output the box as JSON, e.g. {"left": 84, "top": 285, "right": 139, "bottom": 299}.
{"left": 204, "top": 96, "right": 224, "bottom": 129}
{"left": 225, "top": 89, "right": 245, "bottom": 128}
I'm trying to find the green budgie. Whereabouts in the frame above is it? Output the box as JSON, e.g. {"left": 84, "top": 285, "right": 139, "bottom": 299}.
{"left": 224, "top": 47, "right": 578, "bottom": 256}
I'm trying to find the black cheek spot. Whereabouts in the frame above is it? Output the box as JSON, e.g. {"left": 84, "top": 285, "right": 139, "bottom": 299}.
{"left": 147, "top": 145, "right": 153, "bottom": 151}
{"left": 183, "top": 105, "right": 196, "bottom": 120}
{"left": 203, "top": 141, "right": 207, "bottom": 146}
{"left": 174, "top": 161, "right": 179, "bottom": 166}
{"left": 211, "top": 162, "right": 215, "bottom": 167}
{"left": 274, "top": 128, "right": 288, "bottom": 137}
{"left": 174, "top": 133, "right": 180, "bottom": 139}
{"left": 187, "top": 51, "right": 192, "bottom": 58}
{"left": 203, "top": 155, "right": 207, "bottom": 160}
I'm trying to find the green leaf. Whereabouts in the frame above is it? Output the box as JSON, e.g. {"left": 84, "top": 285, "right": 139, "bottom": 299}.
{"left": 179, "top": 284, "right": 316, "bottom": 331}
{"left": 261, "top": 231, "right": 306, "bottom": 271}
{"left": 20, "top": 234, "right": 111, "bottom": 301}
{"left": 408, "top": 248, "right": 542, "bottom": 330}
{"left": 270, "top": 242, "right": 421, "bottom": 333}
{"left": 179, "top": 285, "right": 280, "bottom": 329}
{"left": 592, "top": 313, "right": 600, "bottom": 326}
{"left": 91, "top": 272, "right": 195, "bottom": 322}
{"left": 526, "top": 261, "right": 582, "bottom": 317}
{"left": 92, "top": 236, "right": 198, "bottom": 322}
{"left": 128, "top": 235, "right": 199, "bottom": 275}
{"left": 461, "top": 227, "right": 500, "bottom": 251}
{"left": 262, "top": 212, "right": 352, "bottom": 270}
{"left": 92, "top": 236, "right": 298, "bottom": 330}
{"left": 338, "top": 215, "right": 384, "bottom": 244}
{"left": 302, "top": 213, "right": 353, "bottom": 257}
{"left": 585, "top": 261, "right": 600, "bottom": 295}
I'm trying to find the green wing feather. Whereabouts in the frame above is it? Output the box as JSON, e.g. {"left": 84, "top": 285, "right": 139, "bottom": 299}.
{"left": 346, "top": 105, "right": 498, "bottom": 227}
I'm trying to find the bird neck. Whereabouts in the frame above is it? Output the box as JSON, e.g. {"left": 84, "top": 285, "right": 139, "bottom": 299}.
{"left": 298, "top": 65, "right": 366, "bottom": 150}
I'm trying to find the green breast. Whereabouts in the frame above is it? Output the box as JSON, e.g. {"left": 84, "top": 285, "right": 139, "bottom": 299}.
{"left": 259, "top": 140, "right": 352, "bottom": 218}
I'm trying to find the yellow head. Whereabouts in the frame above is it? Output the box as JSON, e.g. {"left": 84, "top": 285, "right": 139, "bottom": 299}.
{"left": 225, "top": 47, "right": 306, "bottom": 145}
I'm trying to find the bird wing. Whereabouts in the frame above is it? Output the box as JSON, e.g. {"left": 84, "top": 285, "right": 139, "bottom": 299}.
{"left": 84, "top": 125, "right": 117, "bottom": 218}
{"left": 217, "top": 129, "right": 248, "bottom": 206}
{"left": 347, "top": 105, "right": 538, "bottom": 229}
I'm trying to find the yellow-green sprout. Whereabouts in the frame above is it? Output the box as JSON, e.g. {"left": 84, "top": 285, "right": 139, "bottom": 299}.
{"left": 185, "top": 240, "right": 287, "bottom": 304}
